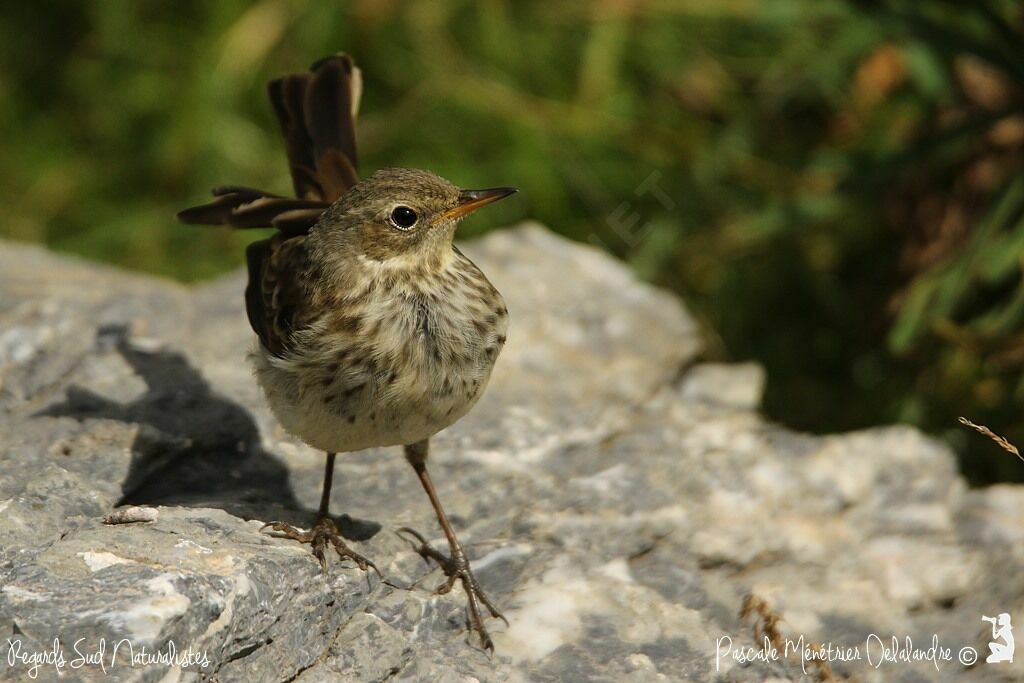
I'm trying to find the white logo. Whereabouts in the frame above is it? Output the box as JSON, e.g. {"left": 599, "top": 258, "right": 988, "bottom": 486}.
{"left": 982, "top": 613, "right": 1014, "bottom": 664}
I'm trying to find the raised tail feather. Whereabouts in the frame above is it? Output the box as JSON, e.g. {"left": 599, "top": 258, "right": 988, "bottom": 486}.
{"left": 269, "top": 53, "right": 361, "bottom": 203}
{"left": 176, "top": 54, "right": 362, "bottom": 232}
{"left": 176, "top": 54, "right": 362, "bottom": 355}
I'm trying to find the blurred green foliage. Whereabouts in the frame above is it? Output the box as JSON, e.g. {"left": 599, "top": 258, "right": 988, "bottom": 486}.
{"left": 1, "top": 0, "right": 1022, "bottom": 481}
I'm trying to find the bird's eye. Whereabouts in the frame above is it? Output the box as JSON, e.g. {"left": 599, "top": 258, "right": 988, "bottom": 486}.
{"left": 389, "top": 206, "right": 418, "bottom": 230}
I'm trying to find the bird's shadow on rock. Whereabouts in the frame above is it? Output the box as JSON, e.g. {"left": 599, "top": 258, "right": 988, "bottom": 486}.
{"left": 37, "top": 325, "right": 379, "bottom": 541}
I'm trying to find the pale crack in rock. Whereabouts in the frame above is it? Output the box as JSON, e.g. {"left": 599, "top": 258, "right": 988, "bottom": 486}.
{"left": 0, "top": 323, "right": 56, "bottom": 365}
{"left": 470, "top": 544, "right": 532, "bottom": 572}
{"left": 1, "top": 585, "right": 46, "bottom": 602}
{"left": 174, "top": 539, "right": 213, "bottom": 555}
{"left": 492, "top": 560, "right": 594, "bottom": 661}
{"left": 2, "top": 500, "right": 31, "bottom": 530}
{"left": 78, "top": 551, "right": 135, "bottom": 572}
{"left": 200, "top": 574, "right": 252, "bottom": 642}
{"left": 495, "top": 556, "right": 708, "bottom": 662}
{"left": 98, "top": 574, "right": 191, "bottom": 643}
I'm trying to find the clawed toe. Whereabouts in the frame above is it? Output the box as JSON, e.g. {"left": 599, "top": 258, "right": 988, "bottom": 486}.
{"left": 397, "top": 526, "right": 449, "bottom": 567}
{"left": 328, "top": 532, "right": 381, "bottom": 577}
{"left": 396, "top": 526, "right": 507, "bottom": 652}
{"left": 261, "top": 520, "right": 312, "bottom": 542}
{"left": 262, "top": 517, "right": 379, "bottom": 579}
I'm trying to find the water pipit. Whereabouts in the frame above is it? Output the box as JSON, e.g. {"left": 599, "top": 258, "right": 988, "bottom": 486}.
{"left": 177, "top": 54, "right": 515, "bottom": 650}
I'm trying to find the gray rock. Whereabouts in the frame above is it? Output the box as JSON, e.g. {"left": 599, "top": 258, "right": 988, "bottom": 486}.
{"left": 0, "top": 224, "right": 1021, "bottom": 682}
{"left": 678, "top": 362, "right": 765, "bottom": 410}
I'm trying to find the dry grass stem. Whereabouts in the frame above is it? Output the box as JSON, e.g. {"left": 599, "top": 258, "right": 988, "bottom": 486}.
{"left": 959, "top": 417, "right": 1023, "bottom": 464}
{"left": 740, "top": 593, "right": 845, "bottom": 683}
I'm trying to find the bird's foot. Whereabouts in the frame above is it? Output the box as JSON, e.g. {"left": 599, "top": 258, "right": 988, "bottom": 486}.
{"left": 262, "top": 517, "right": 380, "bottom": 578}
{"left": 397, "top": 527, "right": 507, "bottom": 652}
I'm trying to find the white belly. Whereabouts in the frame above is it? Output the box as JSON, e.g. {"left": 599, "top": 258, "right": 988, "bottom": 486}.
{"left": 251, "top": 270, "right": 507, "bottom": 453}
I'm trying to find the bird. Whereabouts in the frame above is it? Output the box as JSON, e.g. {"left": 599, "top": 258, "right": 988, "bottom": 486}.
{"left": 177, "top": 54, "right": 515, "bottom": 651}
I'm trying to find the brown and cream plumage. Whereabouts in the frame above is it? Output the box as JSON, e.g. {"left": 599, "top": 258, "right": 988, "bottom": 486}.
{"left": 178, "top": 54, "right": 515, "bottom": 650}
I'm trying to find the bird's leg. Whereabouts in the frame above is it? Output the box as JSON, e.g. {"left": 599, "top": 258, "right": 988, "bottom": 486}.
{"left": 398, "top": 439, "right": 507, "bottom": 652}
{"left": 262, "top": 451, "right": 379, "bottom": 577}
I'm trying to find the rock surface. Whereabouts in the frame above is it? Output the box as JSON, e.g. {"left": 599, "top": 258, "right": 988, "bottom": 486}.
{"left": 0, "top": 223, "right": 1021, "bottom": 682}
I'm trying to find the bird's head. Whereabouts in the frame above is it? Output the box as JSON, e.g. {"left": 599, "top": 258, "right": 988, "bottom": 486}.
{"left": 313, "top": 167, "right": 516, "bottom": 271}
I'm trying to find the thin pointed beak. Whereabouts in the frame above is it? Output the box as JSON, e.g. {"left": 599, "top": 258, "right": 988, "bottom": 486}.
{"left": 437, "top": 187, "right": 518, "bottom": 223}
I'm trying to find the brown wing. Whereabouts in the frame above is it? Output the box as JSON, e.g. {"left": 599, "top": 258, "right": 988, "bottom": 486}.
{"left": 177, "top": 54, "right": 362, "bottom": 356}
{"left": 245, "top": 234, "right": 317, "bottom": 357}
